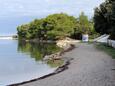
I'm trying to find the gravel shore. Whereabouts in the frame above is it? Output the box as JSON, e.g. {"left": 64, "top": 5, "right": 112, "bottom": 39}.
{"left": 20, "top": 43, "right": 115, "bottom": 86}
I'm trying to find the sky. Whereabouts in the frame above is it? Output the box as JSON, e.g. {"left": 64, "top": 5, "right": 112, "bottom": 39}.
{"left": 0, "top": 0, "right": 104, "bottom": 35}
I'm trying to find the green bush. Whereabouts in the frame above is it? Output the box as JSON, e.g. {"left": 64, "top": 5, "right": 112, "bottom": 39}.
{"left": 17, "top": 13, "right": 95, "bottom": 40}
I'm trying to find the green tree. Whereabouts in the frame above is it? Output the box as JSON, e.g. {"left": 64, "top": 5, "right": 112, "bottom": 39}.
{"left": 70, "top": 12, "right": 94, "bottom": 39}
{"left": 94, "top": 0, "right": 115, "bottom": 40}
{"left": 17, "top": 13, "right": 77, "bottom": 40}
{"left": 110, "top": 1, "right": 115, "bottom": 39}
{"left": 17, "top": 24, "right": 30, "bottom": 39}
{"left": 94, "top": 1, "right": 112, "bottom": 34}
{"left": 17, "top": 13, "right": 94, "bottom": 40}
{"left": 45, "top": 13, "right": 77, "bottom": 39}
{"left": 79, "top": 12, "right": 91, "bottom": 34}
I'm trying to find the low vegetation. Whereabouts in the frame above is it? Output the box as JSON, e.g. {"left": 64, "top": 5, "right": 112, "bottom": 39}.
{"left": 96, "top": 43, "right": 115, "bottom": 59}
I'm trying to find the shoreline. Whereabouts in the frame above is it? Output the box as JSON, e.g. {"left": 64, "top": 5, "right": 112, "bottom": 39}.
{"left": 9, "top": 43, "right": 76, "bottom": 86}
{"left": 9, "top": 58, "right": 73, "bottom": 86}
{"left": 19, "top": 43, "right": 115, "bottom": 86}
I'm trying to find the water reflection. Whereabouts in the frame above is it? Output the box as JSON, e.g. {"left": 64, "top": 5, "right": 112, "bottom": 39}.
{"left": 18, "top": 41, "right": 63, "bottom": 67}
{"left": 0, "top": 40, "right": 63, "bottom": 85}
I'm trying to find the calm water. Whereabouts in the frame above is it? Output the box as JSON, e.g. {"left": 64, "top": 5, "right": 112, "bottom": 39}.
{"left": 0, "top": 39, "right": 61, "bottom": 86}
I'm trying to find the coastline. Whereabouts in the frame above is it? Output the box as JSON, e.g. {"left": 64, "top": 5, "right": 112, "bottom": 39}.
{"left": 9, "top": 58, "right": 72, "bottom": 86}
{"left": 19, "top": 43, "right": 115, "bottom": 86}
{"left": 9, "top": 41, "right": 76, "bottom": 86}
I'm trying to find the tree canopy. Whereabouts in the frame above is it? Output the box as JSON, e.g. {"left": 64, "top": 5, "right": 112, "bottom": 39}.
{"left": 94, "top": 0, "right": 115, "bottom": 39}
{"left": 78, "top": 12, "right": 91, "bottom": 34}
{"left": 17, "top": 13, "right": 94, "bottom": 40}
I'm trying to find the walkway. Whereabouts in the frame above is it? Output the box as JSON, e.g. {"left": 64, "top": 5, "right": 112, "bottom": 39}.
{"left": 20, "top": 43, "right": 115, "bottom": 86}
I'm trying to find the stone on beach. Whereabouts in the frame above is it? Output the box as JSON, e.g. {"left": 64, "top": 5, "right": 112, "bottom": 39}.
{"left": 56, "top": 37, "right": 79, "bottom": 48}
{"left": 43, "top": 52, "right": 62, "bottom": 61}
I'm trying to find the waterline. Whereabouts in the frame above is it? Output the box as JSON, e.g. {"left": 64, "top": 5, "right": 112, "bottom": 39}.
{"left": 0, "top": 37, "right": 13, "bottom": 39}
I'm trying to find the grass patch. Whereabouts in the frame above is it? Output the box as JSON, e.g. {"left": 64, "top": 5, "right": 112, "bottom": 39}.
{"left": 80, "top": 40, "right": 94, "bottom": 44}
{"left": 95, "top": 43, "right": 115, "bottom": 59}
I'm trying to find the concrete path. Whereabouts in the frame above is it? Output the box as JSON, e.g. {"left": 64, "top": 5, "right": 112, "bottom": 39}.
{"left": 20, "top": 43, "right": 115, "bottom": 86}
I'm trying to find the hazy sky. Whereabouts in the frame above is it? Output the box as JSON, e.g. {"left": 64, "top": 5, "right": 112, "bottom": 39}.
{"left": 0, "top": 0, "right": 104, "bottom": 35}
{"left": 0, "top": 0, "right": 104, "bottom": 18}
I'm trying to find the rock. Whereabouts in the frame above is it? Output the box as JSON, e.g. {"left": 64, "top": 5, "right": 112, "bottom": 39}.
{"left": 52, "top": 55, "right": 62, "bottom": 60}
{"left": 56, "top": 37, "right": 79, "bottom": 48}
{"left": 43, "top": 37, "right": 77, "bottom": 61}
{"left": 43, "top": 55, "right": 52, "bottom": 61}
{"left": 43, "top": 52, "right": 62, "bottom": 61}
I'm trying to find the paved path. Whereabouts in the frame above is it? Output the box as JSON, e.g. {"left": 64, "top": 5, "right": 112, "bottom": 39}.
{"left": 20, "top": 43, "right": 115, "bottom": 86}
